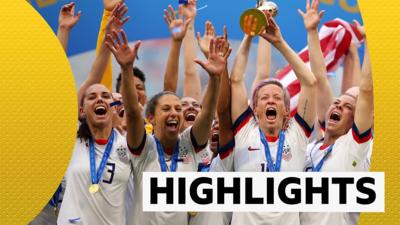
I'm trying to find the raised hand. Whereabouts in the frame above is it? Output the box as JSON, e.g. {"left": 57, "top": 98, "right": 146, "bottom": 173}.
{"left": 164, "top": 5, "right": 192, "bottom": 41}
{"left": 105, "top": 29, "right": 141, "bottom": 69}
{"left": 298, "top": 0, "right": 325, "bottom": 31}
{"left": 353, "top": 20, "right": 366, "bottom": 38}
{"left": 196, "top": 21, "right": 216, "bottom": 58}
{"left": 104, "top": 0, "right": 124, "bottom": 11}
{"left": 58, "top": 2, "right": 81, "bottom": 31}
{"left": 181, "top": 0, "right": 197, "bottom": 19}
{"left": 259, "top": 15, "right": 284, "bottom": 45}
{"left": 105, "top": 3, "right": 130, "bottom": 34}
{"left": 194, "top": 38, "right": 232, "bottom": 77}
{"left": 220, "top": 26, "right": 230, "bottom": 56}
{"left": 243, "top": 14, "right": 260, "bottom": 36}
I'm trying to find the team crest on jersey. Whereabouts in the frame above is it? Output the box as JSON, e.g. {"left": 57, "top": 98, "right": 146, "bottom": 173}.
{"left": 282, "top": 144, "right": 292, "bottom": 161}
{"left": 182, "top": 154, "right": 193, "bottom": 164}
{"left": 200, "top": 150, "right": 210, "bottom": 164}
{"left": 179, "top": 146, "right": 192, "bottom": 164}
{"left": 116, "top": 145, "right": 129, "bottom": 163}
{"left": 179, "top": 146, "right": 190, "bottom": 157}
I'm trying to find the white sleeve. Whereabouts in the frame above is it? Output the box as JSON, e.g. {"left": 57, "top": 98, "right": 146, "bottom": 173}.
{"left": 180, "top": 126, "right": 211, "bottom": 166}
{"left": 128, "top": 133, "right": 155, "bottom": 169}
{"left": 345, "top": 123, "right": 373, "bottom": 161}
{"left": 220, "top": 106, "right": 254, "bottom": 171}
{"left": 288, "top": 113, "right": 314, "bottom": 145}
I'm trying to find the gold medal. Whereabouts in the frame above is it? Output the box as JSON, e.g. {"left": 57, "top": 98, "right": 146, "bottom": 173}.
{"left": 54, "top": 207, "right": 59, "bottom": 216}
{"left": 188, "top": 211, "right": 198, "bottom": 217}
{"left": 89, "top": 184, "right": 100, "bottom": 194}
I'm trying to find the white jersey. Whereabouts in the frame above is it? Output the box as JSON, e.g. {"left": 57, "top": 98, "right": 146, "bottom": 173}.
{"left": 197, "top": 144, "right": 213, "bottom": 165}
{"left": 220, "top": 107, "right": 313, "bottom": 225}
{"left": 125, "top": 175, "right": 135, "bottom": 225}
{"left": 128, "top": 127, "right": 210, "bottom": 225}
{"left": 58, "top": 130, "right": 132, "bottom": 225}
{"left": 189, "top": 154, "right": 233, "bottom": 225}
{"left": 301, "top": 124, "right": 373, "bottom": 225}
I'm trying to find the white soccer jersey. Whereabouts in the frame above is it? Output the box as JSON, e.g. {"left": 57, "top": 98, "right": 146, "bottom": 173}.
{"left": 189, "top": 153, "right": 233, "bottom": 225}
{"left": 218, "top": 107, "right": 313, "bottom": 225}
{"left": 128, "top": 127, "right": 210, "bottom": 225}
{"left": 57, "top": 130, "right": 132, "bottom": 225}
{"left": 300, "top": 124, "right": 373, "bottom": 225}
{"left": 197, "top": 144, "right": 213, "bottom": 165}
{"left": 125, "top": 170, "right": 135, "bottom": 225}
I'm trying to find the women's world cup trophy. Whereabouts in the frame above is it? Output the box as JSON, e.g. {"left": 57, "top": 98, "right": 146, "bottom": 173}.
{"left": 240, "top": 0, "right": 279, "bottom": 36}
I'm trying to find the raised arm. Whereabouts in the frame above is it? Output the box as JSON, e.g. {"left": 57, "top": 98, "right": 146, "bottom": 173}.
{"left": 353, "top": 21, "right": 373, "bottom": 133}
{"left": 342, "top": 43, "right": 361, "bottom": 93}
{"left": 182, "top": 0, "right": 202, "bottom": 101}
{"left": 163, "top": 5, "right": 191, "bottom": 92}
{"left": 252, "top": 34, "right": 271, "bottom": 92}
{"left": 196, "top": 21, "right": 216, "bottom": 59}
{"left": 57, "top": 2, "right": 81, "bottom": 52}
{"left": 260, "top": 15, "right": 317, "bottom": 127}
{"left": 298, "top": 0, "right": 329, "bottom": 124}
{"left": 106, "top": 30, "right": 145, "bottom": 148}
{"left": 230, "top": 34, "right": 253, "bottom": 122}
{"left": 77, "top": 3, "right": 129, "bottom": 106}
{"left": 217, "top": 36, "right": 233, "bottom": 150}
{"left": 192, "top": 38, "right": 232, "bottom": 146}
{"left": 104, "top": 0, "right": 123, "bottom": 11}
{"left": 95, "top": 0, "right": 124, "bottom": 89}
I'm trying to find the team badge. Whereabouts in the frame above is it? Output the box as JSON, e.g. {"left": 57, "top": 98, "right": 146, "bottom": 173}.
{"left": 200, "top": 150, "right": 211, "bottom": 164}
{"left": 181, "top": 153, "right": 192, "bottom": 164}
{"left": 116, "top": 145, "right": 129, "bottom": 163}
{"left": 179, "top": 146, "right": 189, "bottom": 157}
{"left": 282, "top": 144, "right": 292, "bottom": 161}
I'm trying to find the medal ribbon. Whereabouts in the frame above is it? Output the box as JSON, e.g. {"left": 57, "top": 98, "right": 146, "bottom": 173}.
{"left": 89, "top": 130, "right": 115, "bottom": 185}
{"left": 259, "top": 129, "right": 285, "bottom": 172}
{"left": 155, "top": 137, "right": 180, "bottom": 172}
{"left": 312, "top": 144, "right": 334, "bottom": 172}
{"left": 49, "top": 183, "right": 62, "bottom": 208}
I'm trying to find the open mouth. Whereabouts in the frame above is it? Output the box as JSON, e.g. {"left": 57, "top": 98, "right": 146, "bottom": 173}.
{"left": 94, "top": 106, "right": 107, "bottom": 116}
{"left": 118, "top": 108, "right": 125, "bottom": 118}
{"left": 166, "top": 120, "right": 179, "bottom": 131}
{"left": 185, "top": 112, "right": 197, "bottom": 122}
{"left": 265, "top": 107, "right": 277, "bottom": 120}
{"left": 211, "top": 132, "right": 219, "bottom": 142}
{"left": 329, "top": 111, "right": 341, "bottom": 122}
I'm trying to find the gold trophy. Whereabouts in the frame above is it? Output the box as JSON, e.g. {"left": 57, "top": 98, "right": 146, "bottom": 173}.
{"left": 240, "top": 0, "right": 279, "bottom": 36}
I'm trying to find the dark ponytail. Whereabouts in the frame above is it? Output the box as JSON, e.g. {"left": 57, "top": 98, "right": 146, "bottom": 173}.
{"left": 77, "top": 117, "right": 92, "bottom": 141}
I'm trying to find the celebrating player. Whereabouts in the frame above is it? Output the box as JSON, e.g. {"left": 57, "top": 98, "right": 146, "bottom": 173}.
{"left": 220, "top": 12, "right": 317, "bottom": 225}
{"left": 299, "top": 1, "right": 374, "bottom": 225}
{"left": 106, "top": 23, "right": 231, "bottom": 224}
{"left": 56, "top": 4, "right": 135, "bottom": 225}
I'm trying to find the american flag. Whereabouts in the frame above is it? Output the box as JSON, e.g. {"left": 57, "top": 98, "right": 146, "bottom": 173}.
{"left": 277, "top": 18, "right": 365, "bottom": 116}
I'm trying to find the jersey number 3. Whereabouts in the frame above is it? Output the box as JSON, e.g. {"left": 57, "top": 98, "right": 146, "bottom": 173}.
{"left": 102, "top": 162, "right": 115, "bottom": 184}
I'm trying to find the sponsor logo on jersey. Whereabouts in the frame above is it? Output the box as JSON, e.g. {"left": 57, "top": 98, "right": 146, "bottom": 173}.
{"left": 248, "top": 146, "right": 260, "bottom": 151}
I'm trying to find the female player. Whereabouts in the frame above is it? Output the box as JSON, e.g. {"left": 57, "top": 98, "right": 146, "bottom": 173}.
{"left": 56, "top": 3, "right": 134, "bottom": 225}
{"left": 299, "top": 1, "right": 373, "bottom": 225}
{"left": 106, "top": 27, "right": 231, "bottom": 225}
{"left": 221, "top": 13, "right": 317, "bottom": 225}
